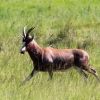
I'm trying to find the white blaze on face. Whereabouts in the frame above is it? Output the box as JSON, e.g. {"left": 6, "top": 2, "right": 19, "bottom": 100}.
{"left": 22, "top": 46, "right": 26, "bottom": 51}
{"left": 20, "top": 42, "right": 26, "bottom": 53}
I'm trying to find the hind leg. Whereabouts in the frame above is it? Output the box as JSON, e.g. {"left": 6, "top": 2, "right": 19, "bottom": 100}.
{"left": 74, "top": 66, "right": 88, "bottom": 83}
{"left": 81, "top": 63, "right": 100, "bottom": 82}
{"left": 84, "top": 67, "right": 99, "bottom": 81}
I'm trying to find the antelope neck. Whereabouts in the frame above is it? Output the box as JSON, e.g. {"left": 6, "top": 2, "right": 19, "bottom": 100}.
{"left": 28, "top": 40, "right": 43, "bottom": 60}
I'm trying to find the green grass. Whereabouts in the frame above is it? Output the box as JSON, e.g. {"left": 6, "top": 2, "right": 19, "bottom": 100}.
{"left": 0, "top": 0, "right": 100, "bottom": 100}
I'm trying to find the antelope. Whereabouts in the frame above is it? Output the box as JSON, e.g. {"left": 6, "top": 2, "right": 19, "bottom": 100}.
{"left": 20, "top": 24, "right": 99, "bottom": 85}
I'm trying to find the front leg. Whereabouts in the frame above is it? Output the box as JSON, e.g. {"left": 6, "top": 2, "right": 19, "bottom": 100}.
{"left": 48, "top": 70, "right": 53, "bottom": 79}
{"left": 48, "top": 64, "right": 53, "bottom": 79}
{"left": 19, "top": 69, "right": 38, "bottom": 86}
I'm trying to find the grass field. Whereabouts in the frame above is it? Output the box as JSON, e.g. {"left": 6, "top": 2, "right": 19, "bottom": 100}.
{"left": 0, "top": 0, "right": 100, "bottom": 100}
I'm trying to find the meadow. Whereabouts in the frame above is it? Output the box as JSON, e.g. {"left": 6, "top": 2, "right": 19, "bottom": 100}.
{"left": 0, "top": 0, "right": 100, "bottom": 100}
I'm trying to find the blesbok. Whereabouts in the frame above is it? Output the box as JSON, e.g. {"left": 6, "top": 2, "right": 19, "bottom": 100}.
{"left": 20, "top": 24, "right": 99, "bottom": 85}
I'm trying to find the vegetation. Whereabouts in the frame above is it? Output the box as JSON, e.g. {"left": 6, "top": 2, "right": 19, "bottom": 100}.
{"left": 0, "top": 0, "right": 100, "bottom": 100}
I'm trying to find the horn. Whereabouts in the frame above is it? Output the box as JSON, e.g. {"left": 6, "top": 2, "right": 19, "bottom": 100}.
{"left": 26, "top": 25, "right": 36, "bottom": 38}
{"left": 23, "top": 23, "right": 28, "bottom": 37}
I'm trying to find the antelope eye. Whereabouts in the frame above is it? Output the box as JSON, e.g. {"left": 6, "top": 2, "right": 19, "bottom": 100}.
{"left": 22, "top": 38, "right": 25, "bottom": 42}
{"left": 22, "top": 42, "right": 26, "bottom": 45}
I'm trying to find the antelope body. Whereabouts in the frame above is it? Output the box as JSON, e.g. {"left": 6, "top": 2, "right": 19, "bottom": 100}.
{"left": 20, "top": 24, "right": 99, "bottom": 85}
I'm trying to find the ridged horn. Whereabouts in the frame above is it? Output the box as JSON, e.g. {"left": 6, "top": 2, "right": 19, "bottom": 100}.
{"left": 26, "top": 25, "right": 36, "bottom": 38}
{"left": 23, "top": 23, "right": 27, "bottom": 37}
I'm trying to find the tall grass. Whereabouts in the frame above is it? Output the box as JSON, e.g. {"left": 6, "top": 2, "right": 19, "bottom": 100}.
{"left": 0, "top": 0, "right": 100, "bottom": 100}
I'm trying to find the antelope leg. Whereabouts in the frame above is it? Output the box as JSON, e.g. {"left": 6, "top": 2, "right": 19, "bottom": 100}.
{"left": 74, "top": 66, "right": 88, "bottom": 83}
{"left": 19, "top": 69, "right": 38, "bottom": 86}
{"left": 48, "top": 71, "right": 53, "bottom": 79}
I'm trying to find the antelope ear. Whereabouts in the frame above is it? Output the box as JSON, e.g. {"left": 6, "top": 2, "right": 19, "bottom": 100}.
{"left": 32, "top": 34, "right": 34, "bottom": 40}
{"left": 20, "top": 34, "right": 24, "bottom": 38}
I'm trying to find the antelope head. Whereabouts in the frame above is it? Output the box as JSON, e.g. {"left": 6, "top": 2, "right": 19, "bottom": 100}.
{"left": 20, "top": 24, "right": 36, "bottom": 54}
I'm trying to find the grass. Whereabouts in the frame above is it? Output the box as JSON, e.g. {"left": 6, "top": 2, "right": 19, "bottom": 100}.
{"left": 0, "top": 0, "right": 100, "bottom": 100}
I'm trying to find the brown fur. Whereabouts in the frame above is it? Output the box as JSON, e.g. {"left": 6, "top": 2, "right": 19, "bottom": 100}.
{"left": 20, "top": 25, "right": 99, "bottom": 85}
